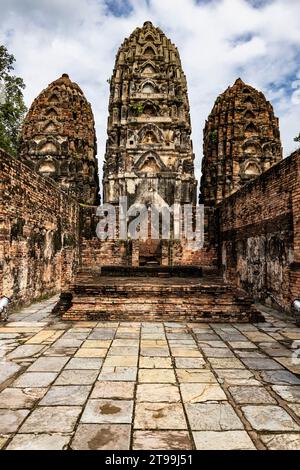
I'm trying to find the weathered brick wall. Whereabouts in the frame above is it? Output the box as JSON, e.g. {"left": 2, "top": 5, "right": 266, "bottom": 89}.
{"left": 0, "top": 149, "right": 80, "bottom": 306}
{"left": 218, "top": 150, "right": 300, "bottom": 312}
{"left": 171, "top": 241, "right": 217, "bottom": 267}
{"left": 79, "top": 206, "right": 129, "bottom": 270}
{"left": 290, "top": 160, "right": 300, "bottom": 303}
{"left": 80, "top": 238, "right": 217, "bottom": 269}
{"left": 79, "top": 206, "right": 217, "bottom": 268}
{"left": 80, "top": 240, "right": 130, "bottom": 270}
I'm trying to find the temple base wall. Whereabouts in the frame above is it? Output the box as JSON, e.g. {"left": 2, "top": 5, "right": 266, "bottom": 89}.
{"left": 218, "top": 150, "right": 300, "bottom": 313}
{"left": 79, "top": 238, "right": 217, "bottom": 270}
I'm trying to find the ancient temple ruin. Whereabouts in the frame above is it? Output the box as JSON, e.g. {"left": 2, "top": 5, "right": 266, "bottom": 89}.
{"left": 103, "top": 21, "right": 197, "bottom": 209}
{"left": 200, "top": 78, "right": 282, "bottom": 208}
{"left": 1, "top": 21, "right": 300, "bottom": 323}
{"left": 102, "top": 21, "right": 199, "bottom": 266}
{"left": 20, "top": 73, "right": 99, "bottom": 205}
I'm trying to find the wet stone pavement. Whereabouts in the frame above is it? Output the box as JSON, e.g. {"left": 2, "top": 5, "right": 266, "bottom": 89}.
{"left": 1, "top": 296, "right": 300, "bottom": 450}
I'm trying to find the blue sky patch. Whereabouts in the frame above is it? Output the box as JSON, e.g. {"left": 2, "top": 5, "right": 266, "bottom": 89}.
{"left": 230, "top": 32, "right": 254, "bottom": 47}
{"left": 105, "top": 0, "right": 134, "bottom": 17}
{"left": 246, "top": 0, "right": 273, "bottom": 8}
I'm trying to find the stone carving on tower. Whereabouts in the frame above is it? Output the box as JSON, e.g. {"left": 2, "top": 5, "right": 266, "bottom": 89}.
{"left": 20, "top": 73, "right": 99, "bottom": 205}
{"left": 103, "top": 21, "right": 197, "bottom": 209}
{"left": 200, "top": 78, "right": 282, "bottom": 209}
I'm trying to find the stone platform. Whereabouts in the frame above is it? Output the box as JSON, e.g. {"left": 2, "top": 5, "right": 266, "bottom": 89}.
{"left": 60, "top": 271, "right": 263, "bottom": 323}
{"left": 100, "top": 265, "right": 203, "bottom": 278}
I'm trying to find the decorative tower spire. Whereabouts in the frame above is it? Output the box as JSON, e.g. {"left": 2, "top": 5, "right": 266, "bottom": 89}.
{"left": 20, "top": 74, "right": 100, "bottom": 205}
{"left": 103, "top": 21, "right": 197, "bottom": 208}
{"left": 201, "top": 78, "right": 282, "bottom": 208}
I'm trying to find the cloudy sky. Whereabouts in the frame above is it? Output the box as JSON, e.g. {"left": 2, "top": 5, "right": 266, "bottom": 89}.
{"left": 1, "top": 0, "right": 300, "bottom": 186}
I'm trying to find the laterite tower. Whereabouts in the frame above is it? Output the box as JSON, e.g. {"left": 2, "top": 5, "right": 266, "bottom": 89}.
{"left": 103, "top": 21, "right": 197, "bottom": 209}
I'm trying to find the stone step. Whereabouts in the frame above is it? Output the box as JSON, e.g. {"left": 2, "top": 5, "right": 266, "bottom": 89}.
{"left": 98, "top": 265, "right": 203, "bottom": 278}
{"left": 57, "top": 273, "right": 264, "bottom": 323}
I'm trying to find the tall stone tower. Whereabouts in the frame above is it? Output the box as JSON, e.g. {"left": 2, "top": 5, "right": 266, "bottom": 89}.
{"left": 20, "top": 73, "right": 99, "bottom": 205}
{"left": 103, "top": 21, "right": 197, "bottom": 209}
{"left": 200, "top": 78, "right": 282, "bottom": 208}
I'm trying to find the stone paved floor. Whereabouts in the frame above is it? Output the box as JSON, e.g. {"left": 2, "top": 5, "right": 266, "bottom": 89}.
{"left": 1, "top": 296, "right": 300, "bottom": 450}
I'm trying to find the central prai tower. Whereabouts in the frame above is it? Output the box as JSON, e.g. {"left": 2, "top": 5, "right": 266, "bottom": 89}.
{"left": 103, "top": 21, "right": 197, "bottom": 211}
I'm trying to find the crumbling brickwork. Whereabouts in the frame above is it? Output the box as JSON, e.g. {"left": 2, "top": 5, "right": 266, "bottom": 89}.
{"left": 80, "top": 239, "right": 130, "bottom": 271}
{"left": 20, "top": 73, "right": 99, "bottom": 205}
{"left": 79, "top": 204, "right": 216, "bottom": 268}
{"left": 98, "top": 21, "right": 206, "bottom": 267}
{"left": 103, "top": 21, "right": 197, "bottom": 208}
{"left": 201, "top": 78, "right": 282, "bottom": 207}
{"left": 218, "top": 149, "right": 300, "bottom": 312}
{"left": 63, "top": 271, "right": 261, "bottom": 322}
{"left": 0, "top": 149, "right": 80, "bottom": 306}
{"left": 1, "top": 22, "right": 298, "bottom": 319}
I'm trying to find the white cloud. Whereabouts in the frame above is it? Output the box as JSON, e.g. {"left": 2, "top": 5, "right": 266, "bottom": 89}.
{"left": 0, "top": 0, "right": 300, "bottom": 192}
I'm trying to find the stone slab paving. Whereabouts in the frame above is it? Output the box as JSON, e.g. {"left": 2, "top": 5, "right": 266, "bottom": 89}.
{"left": 1, "top": 297, "right": 300, "bottom": 450}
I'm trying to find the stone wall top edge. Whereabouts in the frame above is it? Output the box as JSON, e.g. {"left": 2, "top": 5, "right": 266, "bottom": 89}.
{"left": 0, "top": 147, "right": 80, "bottom": 208}
{"left": 217, "top": 149, "right": 300, "bottom": 209}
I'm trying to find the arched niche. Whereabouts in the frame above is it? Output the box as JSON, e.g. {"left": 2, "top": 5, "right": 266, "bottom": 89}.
{"left": 139, "top": 157, "right": 161, "bottom": 173}
{"left": 135, "top": 151, "right": 166, "bottom": 174}
{"left": 143, "top": 45, "right": 156, "bottom": 58}
{"left": 244, "top": 161, "right": 261, "bottom": 176}
{"left": 140, "top": 60, "right": 158, "bottom": 77}
{"left": 48, "top": 93, "right": 59, "bottom": 103}
{"left": 141, "top": 81, "right": 157, "bottom": 94}
{"left": 244, "top": 109, "right": 255, "bottom": 119}
{"left": 39, "top": 161, "right": 56, "bottom": 174}
{"left": 76, "top": 161, "right": 83, "bottom": 173}
{"left": 244, "top": 122, "right": 258, "bottom": 138}
{"left": 138, "top": 124, "right": 164, "bottom": 144}
{"left": 141, "top": 63, "right": 156, "bottom": 76}
{"left": 45, "top": 108, "right": 58, "bottom": 118}
{"left": 43, "top": 121, "right": 58, "bottom": 133}
{"left": 38, "top": 141, "right": 58, "bottom": 155}
{"left": 243, "top": 140, "right": 261, "bottom": 156}
{"left": 142, "top": 102, "right": 157, "bottom": 117}
{"left": 89, "top": 165, "right": 95, "bottom": 178}
{"left": 243, "top": 96, "right": 255, "bottom": 105}
{"left": 144, "top": 32, "right": 156, "bottom": 42}
{"left": 142, "top": 131, "right": 158, "bottom": 144}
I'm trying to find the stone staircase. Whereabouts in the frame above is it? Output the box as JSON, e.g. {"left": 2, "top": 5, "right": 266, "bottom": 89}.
{"left": 57, "top": 268, "right": 263, "bottom": 323}
{"left": 100, "top": 265, "right": 203, "bottom": 278}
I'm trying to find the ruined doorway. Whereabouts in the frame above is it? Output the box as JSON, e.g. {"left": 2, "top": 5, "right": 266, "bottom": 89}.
{"left": 139, "top": 240, "right": 162, "bottom": 266}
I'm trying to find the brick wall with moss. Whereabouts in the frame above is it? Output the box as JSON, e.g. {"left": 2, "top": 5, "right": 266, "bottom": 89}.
{"left": 0, "top": 148, "right": 80, "bottom": 306}
{"left": 217, "top": 149, "right": 300, "bottom": 312}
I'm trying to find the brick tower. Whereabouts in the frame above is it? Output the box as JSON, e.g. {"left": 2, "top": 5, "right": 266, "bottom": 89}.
{"left": 200, "top": 78, "right": 282, "bottom": 208}
{"left": 103, "top": 21, "right": 197, "bottom": 209}
{"left": 20, "top": 73, "right": 99, "bottom": 205}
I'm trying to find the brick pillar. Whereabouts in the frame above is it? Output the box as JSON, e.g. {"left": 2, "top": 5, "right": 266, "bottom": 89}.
{"left": 132, "top": 240, "right": 139, "bottom": 267}
{"left": 161, "top": 240, "right": 170, "bottom": 266}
